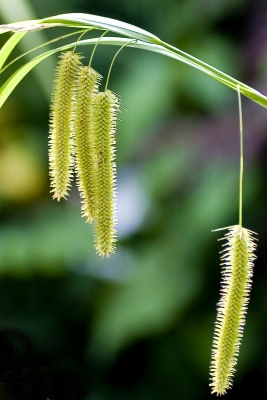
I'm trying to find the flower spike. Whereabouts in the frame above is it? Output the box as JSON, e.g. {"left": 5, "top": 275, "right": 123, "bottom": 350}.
{"left": 73, "top": 65, "right": 102, "bottom": 222}
{"left": 210, "top": 225, "right": 257, "bottom": 395}
{"left": 91, "top": 89, "right": 119, "bottom": 257}
{"left": 49, "top": 51, "right": 82, "bottom": 200}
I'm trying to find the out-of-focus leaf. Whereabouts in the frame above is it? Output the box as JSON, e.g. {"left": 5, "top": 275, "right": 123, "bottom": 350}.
{"left": 0, "top": 141, "right": 45, "bottom": 202}
{"left": 116, "top": 53, "right": 175, "bottom": 160}
{"left": 0, "top": 206, "right": 94, "bottom": 276}
{"left": 91, "top": 244, "right": 200, "bottom": 358}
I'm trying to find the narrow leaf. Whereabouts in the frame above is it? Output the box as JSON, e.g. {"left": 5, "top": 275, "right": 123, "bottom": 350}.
{"left": 41, "top": 13, "right": 161, "bottom": 44}
{"left": 1, "top": 37, "right": 267, "bottom": 109}
{"left": 0, "top": 13, "right": 266, "bottom": 107}
{"left": 0, "top": 31, "right": 26, "bottom": 70}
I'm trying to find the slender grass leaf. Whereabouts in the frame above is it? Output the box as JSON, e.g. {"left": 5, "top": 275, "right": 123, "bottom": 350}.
{"left": 40, "top": 13, "right": 161, "bottom": 44}
{"left": 0, "top": 31, "right": 26, "bottom": 70}
{"left": 0, "top": 36, "right": 266, "bottom": 109}
{"left": 0, "top": 13, "right": 161, "bottom": 44}
{"left": 0, "top": 47, "right": 58, "bottom": 108}
{"left": 0, "top": 13, "right": 266, "bottom": 107}
{"left": 161, "top": 41, "right": 267, "bottom": 107}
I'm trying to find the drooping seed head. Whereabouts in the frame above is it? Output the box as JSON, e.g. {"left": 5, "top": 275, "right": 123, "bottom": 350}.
{"left": 49, "top": 51, "right": 82, "bottom": 200}
{"left": 91, "top": 89, "right": 120, "bottom": 257}
{"left": 73, "top": 66, "right": 102, "bottom": 222}
{"left": 210, "top": 225, "right": 257, "bottom": 395}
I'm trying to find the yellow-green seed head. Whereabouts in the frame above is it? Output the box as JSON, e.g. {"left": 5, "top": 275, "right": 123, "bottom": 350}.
{"left": 49, "top": 51, "right": 82, "bottom": 201}
{"left": 210, "top": 225, "right": 257, "bottom": 395}
{"left": 91, "top": 90, "right": 120, "bottom": 257}
{"left": 73, "top": 66, "right": 102, "bottom": 222}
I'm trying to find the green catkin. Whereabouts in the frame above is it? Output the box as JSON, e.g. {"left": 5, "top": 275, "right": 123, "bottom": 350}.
{"left": 49, "top": 51, "right": 82, "bottom": 200}
{"left": 92, "top": 90, "right": 119, "bottom": 257}
{"left": 210, "top": 225, "right": 257, "bottom": 395}
{"left": 73, "top": 66, "right": 102, "bottom": 222}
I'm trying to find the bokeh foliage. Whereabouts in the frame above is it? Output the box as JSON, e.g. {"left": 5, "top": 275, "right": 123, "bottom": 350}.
{"left": 0, "top": 0, "right": 267, "bottom": 399}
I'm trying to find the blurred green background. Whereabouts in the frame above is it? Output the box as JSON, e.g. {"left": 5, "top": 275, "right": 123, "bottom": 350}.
{"left": 0, "top": 0, "right": 267, "bottom": 399}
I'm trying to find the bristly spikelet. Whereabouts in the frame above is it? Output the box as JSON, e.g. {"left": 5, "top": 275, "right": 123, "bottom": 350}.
{"left": 73, "top": 66, "right": 102, "bottom": 222}
{"left": 49, "top": 51, "right": 82, "bottom": 201}
{"left": 210, "top": 225, "right": 257, "bottom": 395}
{"left": 92, "top": 90, "right": 120, "bottom": 257}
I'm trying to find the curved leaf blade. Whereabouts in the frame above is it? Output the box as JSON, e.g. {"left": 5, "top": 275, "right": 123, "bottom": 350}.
{"left": 42, "top": 13, "right": 162, "bottom": 44}
{"left": 0, "top": 47, "right": 58, "bottom": 108}
{"left": 0, "top": 36, "right": 266, "bottom": 109}
{"left": 0, "top": 31, "right": 26, "bottom": 70}
{"left": 0, "top": 14, "right": 161, "bottom": 44}
{"left": 160, "top": 41, "right": 267, "bottom": 108}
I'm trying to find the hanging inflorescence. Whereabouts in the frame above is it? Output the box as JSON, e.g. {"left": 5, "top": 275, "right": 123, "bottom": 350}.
{"left": 210, "top": 86, "right": 258, "bottom": 396}
{"left": 49, "top": 51, "right": 82, "bottom": 201}
{"left": 49, "top": 50, "right": 120, "bottom": 257}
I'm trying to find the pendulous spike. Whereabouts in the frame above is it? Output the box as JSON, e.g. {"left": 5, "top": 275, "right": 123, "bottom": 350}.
{"left": 49, "top": 51, "right": 82, "bottom": 201}
{"left": 91, "top": 89, "right": 119, "bottom": 257}
{"left": 73, "top": 65, "right": 102, "bottom": 222}
{"left": 210, "top": 225, "right": 257, "bottom": 395}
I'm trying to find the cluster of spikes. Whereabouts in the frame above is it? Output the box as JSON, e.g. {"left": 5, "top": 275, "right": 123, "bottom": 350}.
{"left": 49, "top": 50, "right": 120, "bottom": 257}
{"left": 45, "top": 40, "right": 258, "bottom": 396}
{"left": 0, "top": 13, "right": 264, "bottom": 397}
{"left": 210, "top": 225, "right": 257, "bottom": 395}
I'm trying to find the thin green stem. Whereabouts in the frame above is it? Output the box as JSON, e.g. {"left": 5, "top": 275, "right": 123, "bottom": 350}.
{"left": 104, "top": 39, "right": 135, "bottom": 91}
{"left": 88, "top": 30, "right": 108, "bottom": 68}
{"left": 73, "top": 28, "right": 91, "bottom": 52}
{"left": 237, "top": 85, "right": 243, "bottom": 227}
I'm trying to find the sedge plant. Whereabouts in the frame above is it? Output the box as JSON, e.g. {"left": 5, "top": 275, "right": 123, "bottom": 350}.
{"left": 0, "top": 12, "right": 265, "bottom": 394}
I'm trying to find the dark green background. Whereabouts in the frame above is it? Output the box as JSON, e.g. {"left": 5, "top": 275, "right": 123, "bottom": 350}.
{"left": 0, "top": 0, "right": 267, "bottom": 399}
